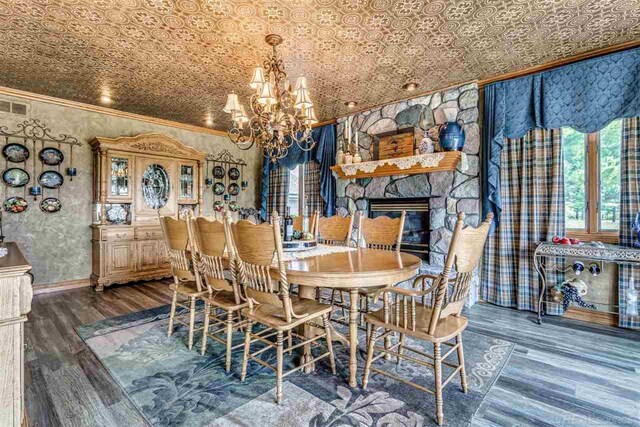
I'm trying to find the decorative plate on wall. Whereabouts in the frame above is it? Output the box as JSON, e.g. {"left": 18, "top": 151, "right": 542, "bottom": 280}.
{"left": 228, "top": 167, "right": 240, "bottom": 180}
{"left": 39, "top": 170, "right": 64, "bottom": 188}
{"left": 228, "top": 183, "right": 240, "bottom": 196}
{"left": 39, "top": 147, "right": 64, "bottom": 166}
{"left": 213, "top": 182, "right": 225, "bottom": 195}
{"left": 213, "top": 165, "right": 225, "bottom": 179}
{"left": 106, "top": 204, "right": 128, "bottom": 224}
{"left": 4, "top": 196, "right": 28, "bottom": 213}
{"left": 2, "top": 143, "right": 29, "bottom": 163}
{"left": 40, "top": 197, "right": 61, "bottom": 213}
{"left": 2, "top": 168, "right": 30, "bottom": 187}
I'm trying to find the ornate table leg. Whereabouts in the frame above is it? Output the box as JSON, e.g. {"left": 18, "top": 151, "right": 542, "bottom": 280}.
{"left": 298, "top": 285, "right": 316, "bottom": 373}
{"left": 533, "top": 254, "right": 546, "bottom": 325}
{"left": 349, "top": 289, "right": 359, "bottom": 388}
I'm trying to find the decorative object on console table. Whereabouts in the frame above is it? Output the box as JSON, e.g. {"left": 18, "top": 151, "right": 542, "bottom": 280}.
{"left": 89, "top": 133, "right": 205, "bottom": 291}
{"left": 438, "top": 107, "right": 466, "bottom": 151}
{"left": 0, "top": 242, "right": 32, "bottom": 427}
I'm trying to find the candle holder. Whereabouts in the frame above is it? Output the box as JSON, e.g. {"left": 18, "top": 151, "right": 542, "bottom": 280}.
{"left": 241, "top": 180, "right": 248, "bottom": 189}
{"left": 66, "top": 167, "right": 77, "bottom": 181}
{"left": 205, "top": 177, "right": 213, "bottom": 187}
{"left": 29, "top": 186, "right": 42, "bottom": 199}
{"left": 223, "top": 194, "right": 231, "bottom": 203}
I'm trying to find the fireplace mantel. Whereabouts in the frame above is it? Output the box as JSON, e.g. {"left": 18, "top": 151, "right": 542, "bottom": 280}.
{"left": 331, "top": 151, "right": 463, "bottom": 179}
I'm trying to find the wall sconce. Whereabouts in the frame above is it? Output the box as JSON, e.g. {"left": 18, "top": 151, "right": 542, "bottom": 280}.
{"left": 588, "top": 262, "right": 601, "bottom": 276}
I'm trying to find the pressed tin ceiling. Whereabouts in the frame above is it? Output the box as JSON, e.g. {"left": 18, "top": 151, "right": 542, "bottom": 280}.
{"left": 0, "top": 0, "right": 639, "bottom": 131}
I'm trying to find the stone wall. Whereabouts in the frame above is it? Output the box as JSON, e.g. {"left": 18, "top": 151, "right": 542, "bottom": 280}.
{"left": 0, "top": 93, "right": 262, "bottom": 287}
{"left": 334, "top": 82, "right": 481, "bottom": 302}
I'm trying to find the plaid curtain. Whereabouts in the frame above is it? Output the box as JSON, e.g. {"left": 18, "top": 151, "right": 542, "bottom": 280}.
{"left": 482, "top": 128, "right": 565, "bottom": 313}
{"left": 304, "top": 161, "right": 324, "bottom": 216}
{"left": 267, "top": 166, "right": 289, "bottom": 221}
{"left": 619, "top": 117, "right": 640, "bottom": 329}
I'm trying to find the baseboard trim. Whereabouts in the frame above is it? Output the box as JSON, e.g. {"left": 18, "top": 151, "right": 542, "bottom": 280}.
{"left": 33, "top": 278, "right": 91, "bottom": 295}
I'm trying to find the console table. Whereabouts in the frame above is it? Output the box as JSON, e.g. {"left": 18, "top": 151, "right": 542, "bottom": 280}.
{"left": 533, "top": 242, "right": 640, "bottom": 324}
{"left": 0, "top": 242, "right": 32, "bottom": 426}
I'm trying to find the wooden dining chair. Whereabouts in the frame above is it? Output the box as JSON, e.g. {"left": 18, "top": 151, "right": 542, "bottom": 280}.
{"left": 329, "top": 211, "right": 406, "bottom": 328}
{"left": 316, "top": 213, "right": 354, "bottom": 245}
{"left": 229, "top": 211, "right": 336, "bottom": 404}
{"left": 361, "top": 212, "right": 493, "bottom": 426}
{"left": 292, "top": 210, "right": 320, "bottom": 234}
{"left": 159, "top": 214, "right": 207, "bottom": 350}
{"left": 187, "top": 213, "right": 248, "bottom": 371}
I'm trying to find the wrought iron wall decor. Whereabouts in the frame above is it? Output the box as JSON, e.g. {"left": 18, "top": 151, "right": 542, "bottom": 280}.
{"left": 205, "top": 149, "right": 248, "bottom": 207}
{"left": 0, "top": 118, "right": 81, "bottom": 214}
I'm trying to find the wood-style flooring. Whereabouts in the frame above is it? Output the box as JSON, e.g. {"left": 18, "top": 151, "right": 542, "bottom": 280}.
{"left": 24, "top": 280, "right": 640, "bottom": 427}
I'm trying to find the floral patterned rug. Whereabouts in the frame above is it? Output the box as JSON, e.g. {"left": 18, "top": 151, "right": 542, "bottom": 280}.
{"left": 77, "top": 305, "right": 514, "bottom": 427}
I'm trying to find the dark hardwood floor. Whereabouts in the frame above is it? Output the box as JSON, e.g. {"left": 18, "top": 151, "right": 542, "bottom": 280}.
{"left": 24, "top": 281, "right": 640, "bottom": 427}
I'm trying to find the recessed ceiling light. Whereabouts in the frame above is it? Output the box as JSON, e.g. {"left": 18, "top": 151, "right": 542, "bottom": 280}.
{"left": 100, "top": 94, "right": 112, "bottom": 105}
{"left": 403, "top": 82, "right": 419, "bottom": 91}
{"left": 205, "top": 117, "right": 214, "bottom": 127}
{"left": 345, "top": 101, "right": 357, "bottom": 109}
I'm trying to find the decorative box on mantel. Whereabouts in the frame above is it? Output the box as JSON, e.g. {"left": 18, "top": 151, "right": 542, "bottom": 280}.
{"left": 331, "top": 151, "right": 466, "bottom": 180}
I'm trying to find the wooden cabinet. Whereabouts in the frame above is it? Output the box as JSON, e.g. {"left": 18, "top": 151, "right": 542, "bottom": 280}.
{"left": 89, "top": 134, "right": 205, "bottom": 291}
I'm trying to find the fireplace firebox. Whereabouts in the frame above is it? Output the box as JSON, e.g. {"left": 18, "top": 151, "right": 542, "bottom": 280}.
{"left": 368, "top": 198, "right": 429, "bottom": 260}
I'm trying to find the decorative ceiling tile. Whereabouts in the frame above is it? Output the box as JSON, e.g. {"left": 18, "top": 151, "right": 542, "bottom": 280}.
{"left": 0, "top": 0, "right": 638, "bottom": 130}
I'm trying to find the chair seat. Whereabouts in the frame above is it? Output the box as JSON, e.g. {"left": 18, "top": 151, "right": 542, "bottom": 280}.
{"left": 202, "top": 289, "right": 245, "bottom": 310}
{"left": 170, "top": 280, "right": 208, "bottom": 297}
{"left": 242, "top": 297, "right": 332, "bottom": 331}
{"left": 365, "top": 305, "right": 468, "bottom": 343}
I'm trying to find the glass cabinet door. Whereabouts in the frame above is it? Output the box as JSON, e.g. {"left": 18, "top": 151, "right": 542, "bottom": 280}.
{"left": 180, "top": 165, "right": 194, "bottom": 199}
{"left": 110, "top": 157, "right": 131, "bottom": 198}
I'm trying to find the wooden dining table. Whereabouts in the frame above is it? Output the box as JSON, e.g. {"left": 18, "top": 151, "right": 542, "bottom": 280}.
{"left": 285, "top": 247, "right": 422, "bottom": 387}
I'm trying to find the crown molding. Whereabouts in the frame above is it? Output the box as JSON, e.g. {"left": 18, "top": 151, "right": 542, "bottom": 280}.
{"left": 0, "top": 85, "right": 229, "bottom": 137}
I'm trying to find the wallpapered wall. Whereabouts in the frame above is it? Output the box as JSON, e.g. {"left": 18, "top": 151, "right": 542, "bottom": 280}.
{"left": 0, "top": 94, "right": 262, "bottom": 286}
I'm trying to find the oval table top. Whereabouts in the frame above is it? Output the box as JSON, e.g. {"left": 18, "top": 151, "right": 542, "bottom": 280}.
{"left": 285, "top": 248, "right": 422, "bottom": 288}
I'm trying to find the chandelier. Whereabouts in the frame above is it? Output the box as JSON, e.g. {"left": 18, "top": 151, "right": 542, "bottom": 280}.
{"left": 223, "top": 34, "right": 317, "bottom": 161}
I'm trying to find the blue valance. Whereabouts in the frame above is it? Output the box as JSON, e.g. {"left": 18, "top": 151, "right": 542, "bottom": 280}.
{"left": 260, "top": 124, "right": 336, "bottom": 220}
{"left": 483, "top": 47, "right": 640, "bottom": 231}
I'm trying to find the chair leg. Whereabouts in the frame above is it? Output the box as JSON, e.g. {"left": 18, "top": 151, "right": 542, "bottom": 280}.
{"left": 241, "top": 321, "right": 253, "bottom": 382}
{"left": 276, "top": 330, "right": 284, "bottom": 404}
{"left": 225, "top": 309, "right": 234, "bottom": 372}
{"left": 167, "top": 290, "right": 178, "bottom": 337}
{"left": 397, "top": 333, "right": 405, "bottom": 365}
{"left": 322, "top": 314, "right": 336, "bottom": 374}
{"left": 329, "top": 289, "right": 336, "bottom": 321}
{"left": 456, "top": 334, "right": 468, "bottom": 393}
{"left": 287, "top": 330, "right": 293, "bottom": 355}
{"left": 188, "top": 297, "right": 197, "bottom": 350}
{"left": 434, "top": 343, "right": 444, "bottom": 426}
{"left": 384, "top": 328, "right": 392, "bottom": 361}
{"left": 362, "top": 323, "right": 377, "bottom": 390}
{"left": 200, "top": 302, "right": 211, "bottom": 356}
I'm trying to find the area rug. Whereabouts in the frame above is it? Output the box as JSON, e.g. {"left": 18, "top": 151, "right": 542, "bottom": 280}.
{"left": 77, "top": 305, "right": 514, "bottom": 427}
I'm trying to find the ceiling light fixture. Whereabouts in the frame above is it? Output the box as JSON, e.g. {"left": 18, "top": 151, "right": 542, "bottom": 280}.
{"left": 223, "top": 34, "right": 316, "bottom": 162}
{"left": 100, "top": 94, "right": 112, "bottom": 105}
{"left": 403, "top": 82, "right": 419, "bottom": 91}
{"left": 345, "top": 101, "right": 357, "bottom": 109}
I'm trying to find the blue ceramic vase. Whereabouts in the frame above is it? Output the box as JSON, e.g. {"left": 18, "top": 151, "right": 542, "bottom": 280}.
{"left": 439, "top": 121, "right": 466, "bottom": 151}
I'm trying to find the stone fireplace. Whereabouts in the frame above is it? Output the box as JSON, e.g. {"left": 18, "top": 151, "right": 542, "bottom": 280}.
{"left": 369, "top": 198, "right": 430, "bottom": 260}
{"left": 335, "top": 82, "right": 482, "bottom": 304}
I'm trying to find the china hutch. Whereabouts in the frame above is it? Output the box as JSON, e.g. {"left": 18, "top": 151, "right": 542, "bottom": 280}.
{"left": 89, "top": 133, "right": 205, "bottom": 291}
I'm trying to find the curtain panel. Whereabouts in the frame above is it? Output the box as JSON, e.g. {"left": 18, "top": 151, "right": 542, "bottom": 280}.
{"left": 482, "top": 128, "right": 565, "bottom": 313}
{"left": 267, "top": 166, "right": 289, "bottom": 222}
{"left": 260, "top": 124, "right": 336, "bottom": 220}
{"left": 619, "top": 118, "right": 640, "bottom": 329}
{"left": 304, "top": 161, "right": 324, "bottom": 217}
{"left": 483, "top": 47, "right": 640, "bottom": 230}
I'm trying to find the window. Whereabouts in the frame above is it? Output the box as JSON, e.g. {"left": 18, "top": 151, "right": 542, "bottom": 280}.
{"left": 287, "top": 165, "right": 303, "bottom": 217}
{"left": 562, "top": 120, "right": 621, "bottom": 242}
